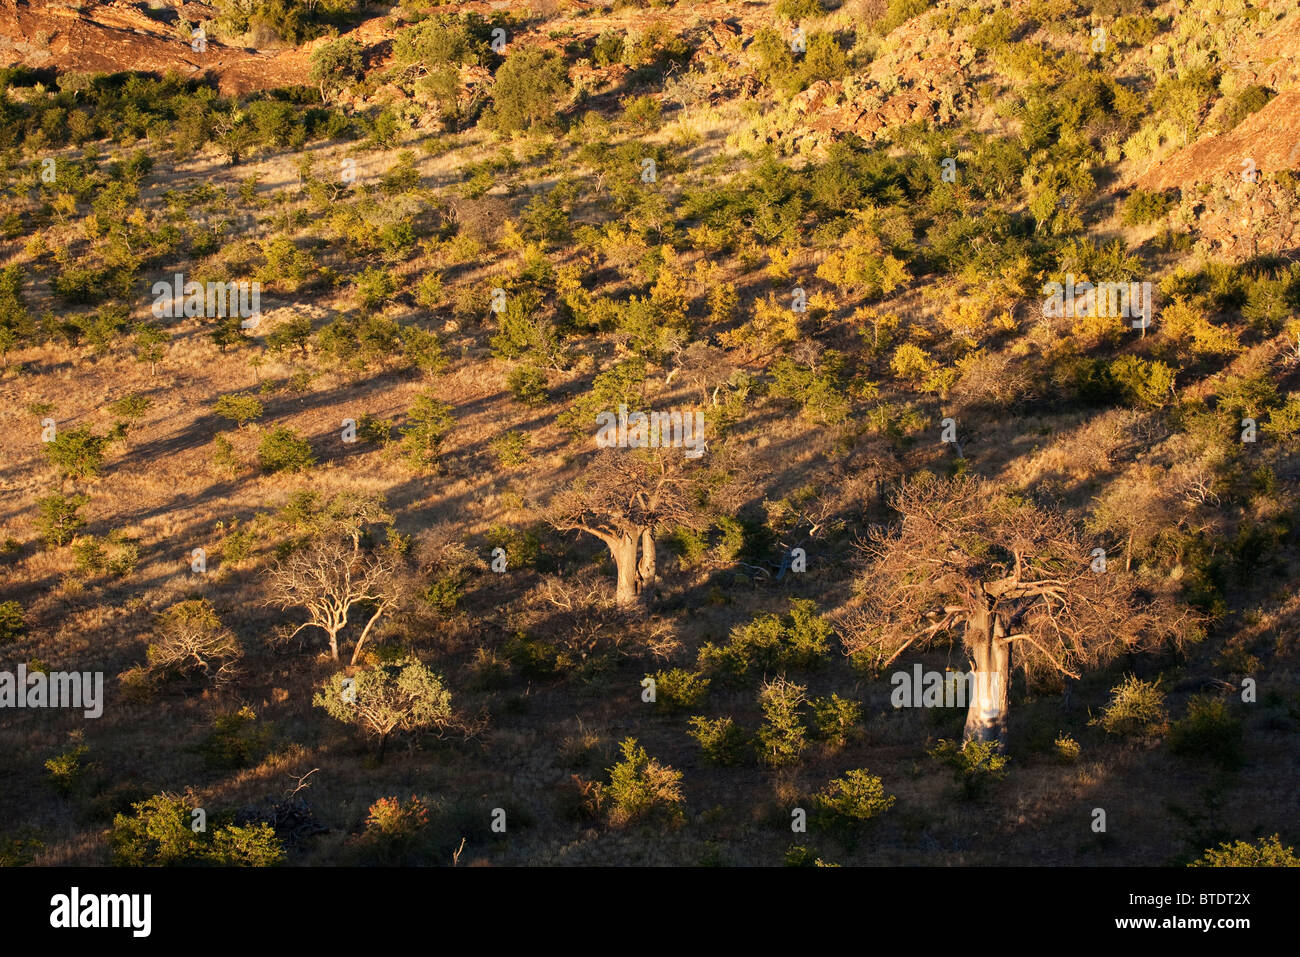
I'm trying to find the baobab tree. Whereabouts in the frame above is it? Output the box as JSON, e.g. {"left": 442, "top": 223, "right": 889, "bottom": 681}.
{"left": 840, "top": 475, "right": 1196, "bottom": 745}
{"left": 547, "top": 448, "right": 699, "bottom": 609}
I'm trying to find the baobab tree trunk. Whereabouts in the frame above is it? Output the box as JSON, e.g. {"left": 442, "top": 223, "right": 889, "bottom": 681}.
{"left": 637, "top": 527, "right": 657, "bottom": 604}
{"left": 612, "top": 532, "right": 640, "bottom": 608}
{"left": 962, "top": 609, "right": 1011, "bottom": 745}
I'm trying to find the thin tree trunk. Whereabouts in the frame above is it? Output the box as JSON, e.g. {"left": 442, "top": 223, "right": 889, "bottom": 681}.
{"left": 350, "top": 603, "right": 386, "bottom": 665}
{"left": 377, "top": 732, "right": 388, "bottom": 764}
{"left": 328, "top": 630, "right": 340, "bottom": 661}
{"left": 963, "top": 608, "right": 1011, "bottom": 745}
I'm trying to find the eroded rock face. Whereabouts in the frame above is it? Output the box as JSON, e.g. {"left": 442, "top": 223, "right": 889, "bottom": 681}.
{"left": 778, "top": 21, "right": 975, "bottom": 155}
{"left": 1175, "top": 173, "right": 1300, "bottom": 261}
{"left": 0, "top": 0, "right": 310, "bottom": 94}
{"left": 1136, "top": 91, "right": 1300, "bottom": 194}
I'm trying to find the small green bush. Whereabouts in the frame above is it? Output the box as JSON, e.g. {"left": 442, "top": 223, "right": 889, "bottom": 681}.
{"left": 44, "top": 425, "right": 110, "bottom": 479}
{"left": 648, "top": 668, "right": 710, "bottom": 711}
{"left": 214, "top": 393, "right": 264, "bottom": 426}
{"left": 0, "top": 600, "right": 25, "bottom": 642}
{"left": 929, "top": 738, "right": 1009, "bottom": 799}
{"left": 687, "top": 715, "right": 748, "bottom": 765}
{"left": 45, "top": 741, "right": 89, "bottom": 796}
{"left": 1168, "top": 695, "right": 1244, "bottom": 769}
{"left": 199, "top": 706, "right": 271, "bottom": 770}
{"left": 698, "top": 598, "right": 833, "bottom": 677}
{"left": 486, "top": 49, "right": 570, "bottom": 133}
{"left": 776, "top": 0, "right": 826, "bottom": 19}
{"left": 365, "top": 795, "right": 431, "bottom": 839}
{"left": 110, "top": 792, "right": 283, "bottom": 866}
{"left": 257, "top": 426, "right": 315, "bottom": 473}
{"left": 1054, "top": 733, "right": 1081, "bottom": 764}
{"left": 1092, "top": 675, "right": 1169, "bottom": 738}
{"left": 36, "top": 493, "right": 88, "bottom": 548}
{"left": 491, "top": 431, "right": 531, "bottom": 468}
{"left": 399, "top": 391, "right": 454, "bottom": 472}
{"left": 811, "top": 694, "right": 862, "bottom": 746}
{"left": 813, "top": 769, "right": 896, "bottom": 829}
{"left": 603, "top": 737, "right": 685, "bottom": 826}
{"left": 757, "top": 677, "right": 808, "bottom": 767}
{"left": 1123, "top": 188, "right": 1174, "bottom": 225}
{"left": 422, "top": 573, "right": 465, "bottom": 615}
{"left": 1191, "top": 834, "right": 1300, "bottom": 867}
{"left": 506, "top": 363, "right": 549, "bottom": 406}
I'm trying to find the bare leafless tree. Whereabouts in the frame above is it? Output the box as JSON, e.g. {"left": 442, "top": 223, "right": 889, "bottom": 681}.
{"left": 146, "top": 599, "right": 243, "bottom": 686}
{"left": 841, "top": 475, "right": 1197, "bottom": 745}
{"left": 268, "top": 537, "right": 399, "bottom": 664}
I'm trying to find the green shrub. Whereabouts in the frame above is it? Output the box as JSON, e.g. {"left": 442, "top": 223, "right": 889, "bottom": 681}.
{"left": 687, "top": 715, "right": 748, "bottom": 766}
{"left": 811, "top": 694, "right": 862, "bottom": 746}
{"left": 757, "top": 676, "right": 808, "bottom": 767}
{"left": 45, "top": 742, "right": 89, "bottom": 797}
{"left": 776, "top": 0, "right": 826, "bottom": 19}
{"left": 71, "top": 535, "right": 106, "bottom": 574}
{"left": 36, "top": 492, "right": 88, "bottom": 548}
{"left": 619, "top": 94, "right": 662, "bottom": 133}
{"left": 257, "top": 426, "right": 315, "bottom": 473}
{"left": 313, "top": 655, "right": 454, "bottom": 762}
{"left": 309, "top": 37, "right": 365, "bottom": 101}
{"left": 212, "top": 434, "right": 241, "bottom": 475}
{"left": 1168, "top": 696, "right": 1244, "bottom": 769}
{"left": 813, "top": 769, "right": 895, "bottom": 829}
{"left": 207, "top": 823, "right": 285, "bottom": 866}
{"left": 1123, "top": 188, "right": 1174, "bottom": 225}
{"left": 1218, "top": 84, "right": 1274, "bottom": 132}
{"left": 502, "top": 632, "right": 558, "bottom": 679}
{"left": 485, "top": 524, "right": 542, "bottom": 570}
{"left": 698, "top": 598, "right": 833, "bottom": 676}
{"left": 603, "top": 737, "right": 685, "bottom": 826}
{"left": 422, "top": 573, "right": 465, "bottom": 614}
{"left": 1191, "top": 834, "right": 1300, "bottom": 867}
{"left": 490, "top": 431, "right": 531, "bottom": 468}
{"left": 1054, "top": 733, "right": 1081, "bottom": 764}
{"left": 44, "top": 425, "right": 110, "bottom": 478}
{"left": 365, "top": 795, "right": 430, "bottom": 840}
{"left": 401, "top": 325, "right": 447, "bottom": 376}
{"left": 648, "top": 668, "right": 710, "bottom": 711}
{"left": 486, "top": 49, "right": 570, "bottom": 133}
{"left": 877, "top": 0, "right": 937, "bottom": 35}
{"left": 214, "top": 393, "right": 264, "bottom": 427}
{"left": 354, "top": 266, "right": 397, "bottom": 314}
{"left": 1092, "top": 675, "right": 1169, "bottom": 738}
{"left": 399, "top": 391, "right": 454, "bottom": 472}
{"left": 110, "top": 793, "right": 203, "bottom": 865}
{"left": 784, "top": 844, "right": 837, "bottom": 866}
{"left": 108, "top": 394, "right": 151, "bottom": 420}
{"left": 199, "top": 706, "right": 271, "bottom": 770}
{"left": 506, "top": 363, "right": 549, "bottom": 406}
{"left": 663, "top": 526, "right": 708, "bottom": 568}
{"left": 110, "top": 792, "right": 283, "bottom": 866}
{"left": 1109, "top": 356, "right": 1177, "bottom": 408}
{"left": 769, "top": 355, "right": 850, "bottom": 425}
{"left": 929, "top": 738, "right": 1009, "bottom": 799}
{"left": 593, "top": 31, "right": 624, "bottom": 66}
{"left": 0, "top": 600, "right": 26, "bottom": 642}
